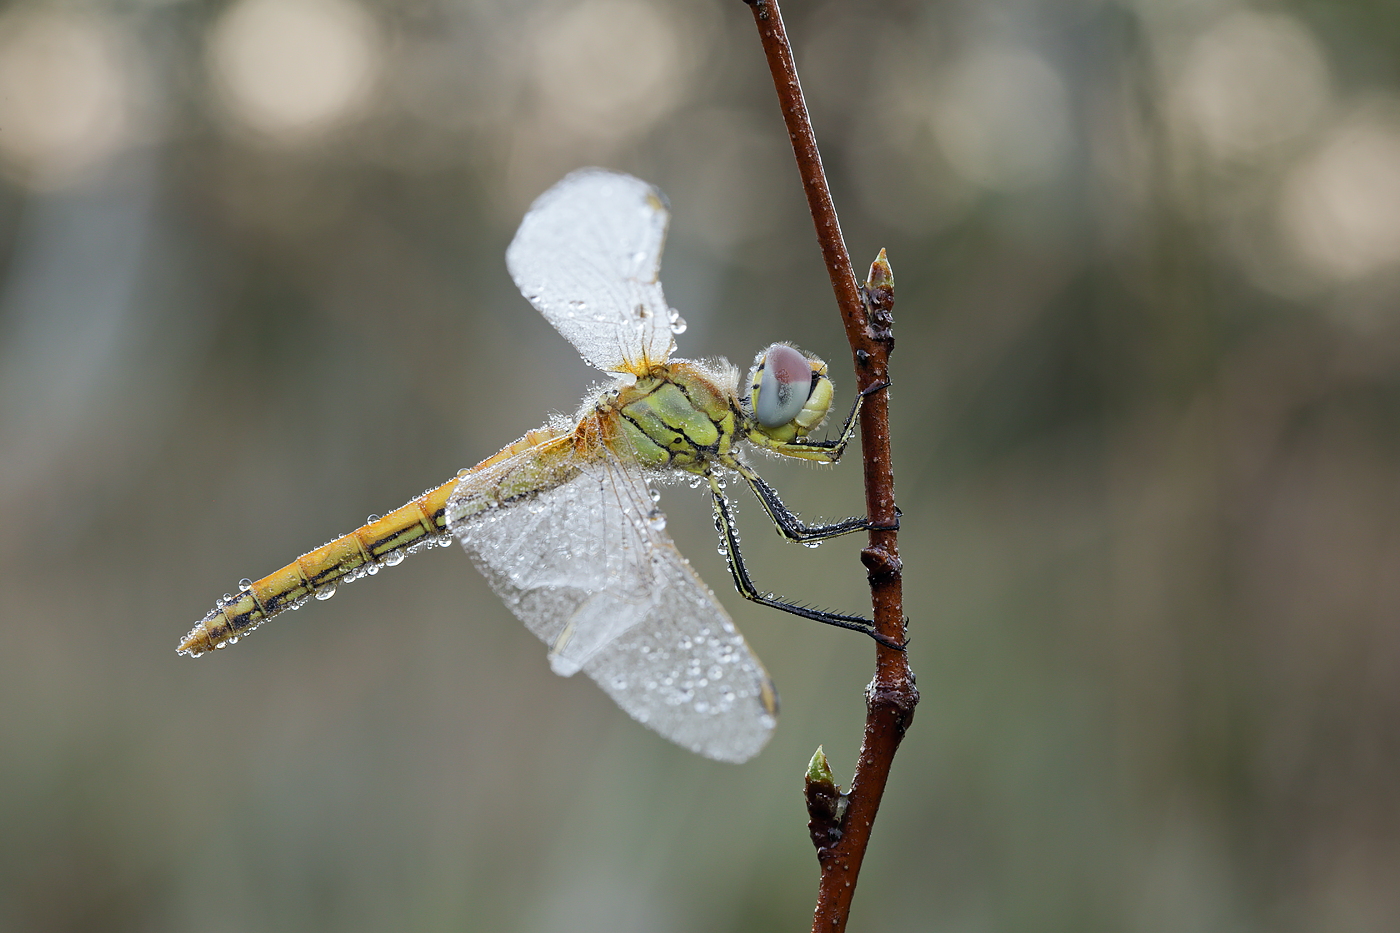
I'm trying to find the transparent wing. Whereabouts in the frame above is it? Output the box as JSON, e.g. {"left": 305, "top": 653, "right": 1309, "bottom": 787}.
{"left": 445, "top": 436, "right": 777, "bottom": 762}
{"left": 507, "top": 169, "right": 679, "bottom": 373}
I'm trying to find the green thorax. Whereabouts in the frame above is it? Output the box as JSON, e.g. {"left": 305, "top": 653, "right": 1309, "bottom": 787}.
{"left": 610, "top": 362, "right": 739, "bottom": 474}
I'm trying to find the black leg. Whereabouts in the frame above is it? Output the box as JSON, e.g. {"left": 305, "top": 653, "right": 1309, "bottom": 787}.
{"left": 736, "top": 464, "right": 869, "bottom": 542}
{"left": 707, "top": 472, "right": 904, "bottom": 650}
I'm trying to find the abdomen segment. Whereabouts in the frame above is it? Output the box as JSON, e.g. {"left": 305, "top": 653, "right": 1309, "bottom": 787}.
{"left": 177, "top": 479, "right": 457, "bottom": 656}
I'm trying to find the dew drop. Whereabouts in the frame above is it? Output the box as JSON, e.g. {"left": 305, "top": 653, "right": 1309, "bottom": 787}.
{"left": 315, "top": 584, "right": 337, "bottom": 601}
{"left": 802, "top": 540, "right": 822, "bottom": 549}
{"left": 669, "top": 312, "right": 687, "bottom": 334}
{"left": 367, "top": 514, "right": 381, "bottom": 524}
{"left": 238, "top": 578, "right": 253, "bottom": 591}
{"left": 382, "top": 550, "right": 405, "bottom": 567}
{"left": 647, "top": 510, "right": 667, "bottom": 531}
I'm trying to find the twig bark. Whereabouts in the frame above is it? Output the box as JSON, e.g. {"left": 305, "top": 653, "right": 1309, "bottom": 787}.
{"left": 741, "top": 1, "right": 918, "bottom": 930}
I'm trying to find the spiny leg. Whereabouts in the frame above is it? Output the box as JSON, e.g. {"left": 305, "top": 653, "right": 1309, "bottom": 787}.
{"left": 706, "top": 471, "right": 903, "bottom": 649}
{"left": 734, "top": 462, "right": 869, "bottom": 542}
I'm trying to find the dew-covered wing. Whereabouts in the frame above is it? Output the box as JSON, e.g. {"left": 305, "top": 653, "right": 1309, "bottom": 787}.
{"left": 445, "top": 436, "right": 777, "bottom": 762}
{"left": 506, "top": 169, "right": 679, "bottom": 374}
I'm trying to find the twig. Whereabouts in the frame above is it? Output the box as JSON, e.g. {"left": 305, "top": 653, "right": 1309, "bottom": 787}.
{"left": 741, "top": 1, "right": 918, "bottom": 931}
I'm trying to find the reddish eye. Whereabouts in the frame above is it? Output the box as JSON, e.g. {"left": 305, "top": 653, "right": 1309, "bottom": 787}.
{"left": 756, "top": 344, "right": 810, "bottom": 428}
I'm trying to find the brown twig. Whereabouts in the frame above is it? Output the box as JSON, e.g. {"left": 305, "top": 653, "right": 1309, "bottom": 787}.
{"left": 742, "top": 1, "right": 918, "bottom": 931}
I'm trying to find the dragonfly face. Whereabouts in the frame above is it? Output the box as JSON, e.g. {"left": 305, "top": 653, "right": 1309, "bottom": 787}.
{"left": 180, "top": 169, "right": 882, "bottom": 763}
{"left": 746, "top": 343, "right": 836, "bottom": 449}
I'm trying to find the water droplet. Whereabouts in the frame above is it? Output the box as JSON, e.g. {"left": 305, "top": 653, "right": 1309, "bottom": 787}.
{"left": 648, "top": 487, "right": 661, "bottom": 503}
{"left": 382, "top": 550, "right": 405, "bottom": 567}
{"left": 315, "top": 584, "right": 337, "bottom": 601}
{"left": 647, "top": 510, "right": 666, "bottom": 531}
{"left": 669, "top": 312, "right": 687, "bottom": 334}
{"left": 238, "top": 578, "right": 253, "bottom": 591}
{"left": 227, "top": 636, "right": 239, "bottom": 645}
{"left": 803, "top": 540, "right": 822, "bottom": 549}
{"left": 367, "top": 514, "right": 381, "bottom": 524}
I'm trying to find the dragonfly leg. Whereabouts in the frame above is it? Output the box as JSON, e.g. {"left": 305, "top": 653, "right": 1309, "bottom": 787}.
{"left": 735, "top": 462, "right": 870, "bottom": 542}
{"left": 707, "top": 472, "right": 904, "bottom": 650}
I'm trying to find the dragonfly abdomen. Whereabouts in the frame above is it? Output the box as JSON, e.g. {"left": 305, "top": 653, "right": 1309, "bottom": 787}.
{"left": 177, "top": 479, "right": 457, "bottom": 656}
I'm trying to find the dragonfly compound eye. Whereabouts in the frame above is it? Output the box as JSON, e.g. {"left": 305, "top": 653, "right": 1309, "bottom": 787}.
{"left": 755, "top": 344, "right": 815, "bottom": 428}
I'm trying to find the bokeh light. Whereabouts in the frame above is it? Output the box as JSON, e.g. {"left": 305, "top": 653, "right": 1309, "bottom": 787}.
{"left": 1172, "top": 12, "right": 1331, "bottom": 163}
{"left": 930, "top": 47, "right": 1072, "bottom": 192}
{"left": 1280, "top": 109, "right": 1400, "bottom": 280}
{"left": 207, "top": 0, "right": 381, "bottom": 143}
{"left": 0, "top": 8, "right": 135, "bottom": 187}
{"left": 531, "top": 0, "right": 690, "bottom": 141}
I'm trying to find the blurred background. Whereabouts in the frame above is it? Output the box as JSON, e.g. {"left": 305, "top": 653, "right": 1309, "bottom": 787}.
{"left": 1, "top": 0, "right": 1398, "bottom": 929}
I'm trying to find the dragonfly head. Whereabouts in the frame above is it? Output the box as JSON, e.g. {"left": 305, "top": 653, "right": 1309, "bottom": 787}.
{"left": 746, "top": 343, "right": 834, "bottom": 443}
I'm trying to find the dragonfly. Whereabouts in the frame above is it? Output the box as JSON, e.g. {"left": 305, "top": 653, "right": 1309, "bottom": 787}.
{"left": 179, "top": 169, "right": 891, "bottom": 762}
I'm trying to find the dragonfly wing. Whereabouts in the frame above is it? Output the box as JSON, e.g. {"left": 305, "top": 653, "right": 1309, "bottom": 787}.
{"left": 446, "top": 437, "right": 778, "bottom": 762}
{"left": 507, "top": 169, "right": 678, "bottom": 373}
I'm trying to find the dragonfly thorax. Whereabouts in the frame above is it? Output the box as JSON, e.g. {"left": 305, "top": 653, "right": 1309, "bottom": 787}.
{"left": 609, "top": 362, "right": 740, "bottom": 474}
